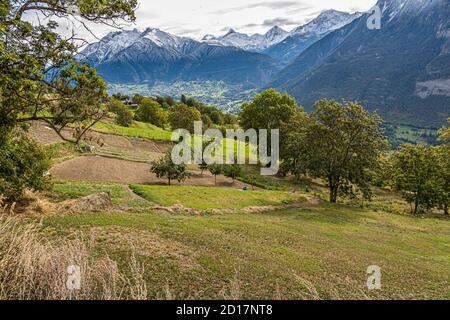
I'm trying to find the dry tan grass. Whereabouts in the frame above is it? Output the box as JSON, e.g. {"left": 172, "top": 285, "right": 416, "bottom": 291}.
{"left": 220, "top": 268, "right": 242, "bottom": 300}
{"left": 88, "top": 226, "right": 200, "bottom": 269}
{"left": 6, "top": 190, "right": 113, "bottom": 216}
{"left": 0, "top": 213, "right": 147, "bottom": 300}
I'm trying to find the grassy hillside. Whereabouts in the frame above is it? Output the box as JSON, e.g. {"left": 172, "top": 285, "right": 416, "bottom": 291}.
{"left": 93, "top": 121, "right": 173, "bottom": 141}
{"left": 20, "top": 111, "right": 449, "bottom": 301}
{"left": 130, "top": 185, "right": 305, "bottom": 209}
{"left": 384, "top": 124, "right": 440, "bottom": 149}
{"left": 41, "top": 197, "right": 450, "bottom": 299}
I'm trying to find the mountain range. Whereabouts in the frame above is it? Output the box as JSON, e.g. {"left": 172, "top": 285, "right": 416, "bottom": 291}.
{"left": 83, "top": 0, "right": 450, "bottom": 126}
{"left": 202, "top": 10, "right": 362, "bottom": 66}
{"left": 263, "top": 10, "right": 362, "bottom": 65}
{"left": 82, "top": 28, "right": 279, "bottom": 86}
{"left": 202, "top": 26, "right": 289, "bottom": 52}
{"left": 269, "top": 0, "right": 450, "bottom": 126}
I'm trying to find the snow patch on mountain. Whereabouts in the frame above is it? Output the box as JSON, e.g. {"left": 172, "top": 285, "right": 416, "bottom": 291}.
{"left": 290, "top": 10, "right": 362, "bottom": 36}
{"left": 202, "top": 26, "right": 288, "bottom": 52}
{"left": 202, "top": 10, "right": 361, "bottom": 53}
{"left": 82, "top": 29, "right": 142, "bottom": 64}
{"left": 142, "top": 28, "right": 192, "bottom": 48}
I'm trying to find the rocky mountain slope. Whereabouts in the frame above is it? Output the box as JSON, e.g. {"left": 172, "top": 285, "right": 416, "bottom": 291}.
{"left": 263, "top": 10, "right": 362, "bottom": 65}
{"left": 82, "top": 28, "right": 279, "bottom": 86}
{"left": 269, "top": 0, "right": 450, "bottom": 126}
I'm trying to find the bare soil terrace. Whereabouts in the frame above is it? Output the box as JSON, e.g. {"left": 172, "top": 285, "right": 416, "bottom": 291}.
{"left": 29, "top": 121, "right": 252, "bottom": 188}
{"left": 51, "top": 155, "right": 251, "bottom": 187}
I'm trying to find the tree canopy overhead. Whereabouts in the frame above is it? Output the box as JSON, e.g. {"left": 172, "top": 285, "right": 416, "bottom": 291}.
{"left": 0, "top": 0, "right": 137, "bottom": 199}
{"left": 1, "top": 0, "right": 137, "bottom": 142}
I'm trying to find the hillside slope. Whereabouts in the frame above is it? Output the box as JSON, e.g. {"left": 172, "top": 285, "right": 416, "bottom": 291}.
{"left": 264, "top": 10, "right": 361, "bottom": 66}
{"left": 269, "top": 0, "right": 450, "bottom": 126}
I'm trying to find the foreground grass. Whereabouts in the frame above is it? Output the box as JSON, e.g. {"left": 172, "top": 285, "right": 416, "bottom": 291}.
{"left": 0, "top": 215, "right": 147, "bottom": 300}
{"left": 42, "top": 204, "right": 450, "bottom": 300}
{"left": 130, "top": 185, "right": 304, "bottom": 209}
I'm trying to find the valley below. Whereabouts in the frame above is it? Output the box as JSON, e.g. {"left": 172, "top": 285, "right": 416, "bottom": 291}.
{"left": 109, "top": 81, "right": 258, "bottom": 114}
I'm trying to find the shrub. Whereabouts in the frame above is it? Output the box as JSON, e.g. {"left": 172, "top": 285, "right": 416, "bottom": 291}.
{"left": 0, "top": 132, "right": 51, "bottom": 201}
{"left": 116, "top": 107, "right": 133, "bottom": 127}
{"left": 223, "top": 164, "right": 242, "bottom": 183}
{"left": 108, "top": 98, "right": 126, "bottom": 114}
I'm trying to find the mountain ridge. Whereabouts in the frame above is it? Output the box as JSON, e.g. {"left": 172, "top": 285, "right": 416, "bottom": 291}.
{"left": 82, "top": 28, "right": 280, "bottom": 86}
{"left": 263, "top": 10, "right": 362, "bottom": 65}
{"left": 269, "top": 0, "right": 450, "bottom": 126}
{"left": 201, "top": 26, "right": 289, "bottom": 52}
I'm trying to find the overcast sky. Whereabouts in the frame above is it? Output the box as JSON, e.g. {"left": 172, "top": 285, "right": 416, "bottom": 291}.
{"left": 29, "top": 0, "right": 378, "bottom": 42}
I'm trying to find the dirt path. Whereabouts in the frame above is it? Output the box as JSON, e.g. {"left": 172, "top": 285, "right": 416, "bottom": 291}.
{"left": 51, "top": 155, "right": 252, "bottom": 188}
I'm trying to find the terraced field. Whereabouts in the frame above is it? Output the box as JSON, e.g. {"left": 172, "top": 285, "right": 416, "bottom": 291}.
{"left": 24, "top": 120, "right": 450, "bottom": 300}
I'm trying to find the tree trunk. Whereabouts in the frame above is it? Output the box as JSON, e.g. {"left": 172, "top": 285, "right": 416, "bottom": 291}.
{"left": 215, "top": 175, "right": 217, "bottom": 185}
{"left": 444, "top": 203, "right": 448, "bottom": 215}
{"left": 330, "top": 191, "right": 338, "bottom": 203}
{"left": 168, "top": 178, "right": 171, "bottom": 186}
{"left": 413, "top": 197, "right": 419, "bottom": 215}
{"left": 329, "top": 179, "right": 338, "bottom": 203}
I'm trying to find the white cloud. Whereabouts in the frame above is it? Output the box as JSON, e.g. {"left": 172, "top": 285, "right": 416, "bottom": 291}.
{"left": 25, "top": 0, "right": 377, "bottom": 42}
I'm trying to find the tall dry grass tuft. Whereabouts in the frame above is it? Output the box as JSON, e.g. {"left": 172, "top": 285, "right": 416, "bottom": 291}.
{"left": 220, "top": 267, "right": 242, "bottom": 300}
{"left": 0, "top": 214, "right": 147, "bottom": 300}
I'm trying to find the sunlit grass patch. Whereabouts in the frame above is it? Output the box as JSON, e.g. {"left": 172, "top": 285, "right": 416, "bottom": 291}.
{"left": 94, "top": 121, "right": 173, "bottom": 141}
{"left": 129, "top": 185, "right": 304, "bottom": 209}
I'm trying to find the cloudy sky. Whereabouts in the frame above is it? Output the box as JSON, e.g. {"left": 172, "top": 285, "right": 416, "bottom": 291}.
{"left": 31, "top": 0, "right": 378, "bottom": 42}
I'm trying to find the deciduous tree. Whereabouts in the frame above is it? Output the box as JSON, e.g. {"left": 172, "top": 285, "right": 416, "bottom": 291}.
{"left": 208, "top": 164, "right": 223, "bottom": 186}
{"left": 285, "top": 100, "right": 388, "bottom": 203}
{"left": 150, "top": 152, "right": 189, "bottom": 186}
{"left": 391, "top": 145, "right": 440, "bottom": 214}
{"left": 1, "top": 0, "right": 137, "bottom": 143}
{"left": 240, "top": 89, "right": 301, "bottom": 132}
{"left": 136, "top": 98, "right": 168, "bottom": 128}
{"left": 168, "top": 103, "right": 201, "bottom": 133}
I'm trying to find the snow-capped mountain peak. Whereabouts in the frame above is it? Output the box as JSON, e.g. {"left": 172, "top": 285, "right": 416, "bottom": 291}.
{"left": 290, "top": 10, "right": 362, "bottom": 36}
{"left": 225, "top": 28, "right": 237, "bottom": 36}
{"left": 201, "top": 10, "right": 360, "bottom": 52}
{"left": 265, "top": 26, "right": 288, "bottom": 42}
{"left": 141, "top": 28, "right": 192, "bottom": 48}
{"left": 202, "top": 34, "right": 216, "bottom": 41}
{"left": 201, "top": 26, "right": 288, "bottom": 52}
{"left": 81, "top": 29, "right": 142, "bottom": 64}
